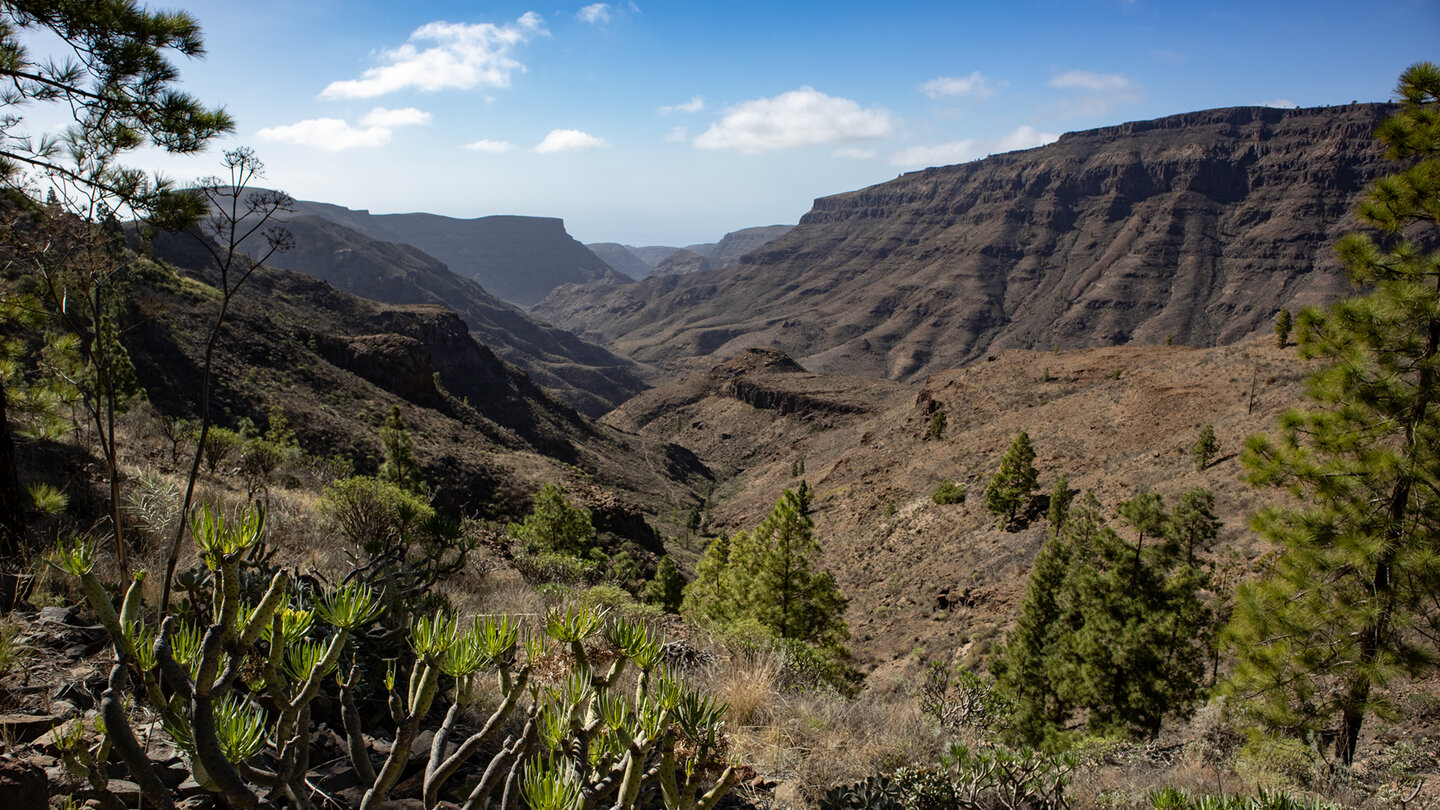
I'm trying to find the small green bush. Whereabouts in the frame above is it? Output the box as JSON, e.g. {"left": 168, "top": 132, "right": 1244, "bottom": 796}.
{"left": 931, "top": 479, "right": 966, "bottom": 505}
{"left": 198, "top": 426, "right": 242, "bottom": 472}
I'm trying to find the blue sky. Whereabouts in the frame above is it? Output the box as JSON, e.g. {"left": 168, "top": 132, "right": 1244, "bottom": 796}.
{"left": 121, "top": 0, "right": 1438, "bottom": 245}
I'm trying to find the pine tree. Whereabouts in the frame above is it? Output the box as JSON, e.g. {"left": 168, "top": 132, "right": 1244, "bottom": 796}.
{"left": 682, "top": 488, "right": 848, "bottom": 647}
{"left": 683, "top": 531, "right": 738, "bottom": 624}
{"left": 996, "top": 489, "right": 1218, "bottom": 742}
{"left": 1046, "top": 475, "right": 1073, "bottom": 539}
{"left": 993, "top": 493, "right": 1086, "bottom": 742}
{"left": 1274, "top": 308, "right": 1293, "bottom": 348}
{"left": 509, "top": 483, "right": 596, "bottom": 558}
{"left": 1192, "top": 424, "right": 1219, "bottom": 471}
{"left": 985, "top": 430, "right": 1039, "bottom": 529}
{"left": 645, "top": 555, "right": 685, "bottom": 613}
{"left": 1227, "top": 63, "right": 1440, "bottom": 766}
{"left": 378, "top": 405, "right": 427, "bottom": 496}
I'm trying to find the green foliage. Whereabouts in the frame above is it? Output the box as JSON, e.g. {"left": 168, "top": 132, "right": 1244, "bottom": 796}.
{"left": 1192, "top": 424, "right": 1219, "bottom": 471}
{"left": 928, "top": 409, "right": 947, "bottom": 441}
{"left": 645, "top": 555, "right": 684, "bottom": 613}
{"left": 60, "top": 499, "right": 737, "bottom": 810}
{"left": 1046, "top": 476, "right": 1072, "bottom": 539}
{"left": 1274, "top": 308, "right": 1293, "bottom": 348}
{"left": 1149, "top": 785, "right": 1345, "bottom": 810}
{"left": 605, "top": 547, "right": 646, "bottom": 593}
{"left": 994, "top": 489, "right": 1219, "bottom": 743}
{"left": 888, "top": 742, "right": 1077, "bottom": 810}
{"left": 1225, "top": 63, "right": 1440, "bottom": 766}
{"left": 984, "top": 431, "right": 1038, "bottom": 529}
{"left": 263, "top": 404, "right": 295, "bottom": 447}
{"left": 321, "top": 475, "right": 433, "bottom": 556}
{"left": 917, "top": 662, "right": 1012, "bottom": 735}
{"left": 378, "top": 405, "right": 426, "bottom": 496}
{"left": 513, "top": 551, "right": 604, "bottom": 587}
{"left": 198, "top": 426, "right": 241, "bottom": 473}
{"left": 27, "top": 481, "right": 68, "bottom": 515}
{"left": 931, "top": 478, "right": 966, "bottom": 505}
{"left": 820, "top": 775, "right": 903, "bottom": 810}
{"left": 509, "top": 483, "right": 597, "bottom": 558}
{"left": 0, "top": 0, "right": 233, "bottom": 207}
{"left": 239, "top": 438, "right": 289, "bottom": 495}
{"left": 684, "top": 487, "right": 848, "bottom": 648}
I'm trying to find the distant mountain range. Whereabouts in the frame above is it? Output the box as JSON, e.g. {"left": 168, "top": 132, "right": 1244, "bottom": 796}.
{"left": 278, "top": 199, "right": 616, "bottom": 307}
{"left": 586, "top": 225, "right": 794, "bottom": 278}
{"left": 535, "top": 104, "right": 1394, "bottom": 380}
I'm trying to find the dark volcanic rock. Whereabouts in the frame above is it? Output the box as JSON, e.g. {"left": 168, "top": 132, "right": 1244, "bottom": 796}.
{"left": 535, "top": 104, "right": 1395, "bottom": 380}
{"left": 0, "top": 757, "right": 46, "bottom": 810}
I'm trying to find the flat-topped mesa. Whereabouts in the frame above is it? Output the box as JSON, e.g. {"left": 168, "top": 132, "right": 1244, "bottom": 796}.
{"left": 537, "top": 103, "right": 1396, "bottom": 382}
{"left": 278, "top": 199, "right": 614, "bottom": 307}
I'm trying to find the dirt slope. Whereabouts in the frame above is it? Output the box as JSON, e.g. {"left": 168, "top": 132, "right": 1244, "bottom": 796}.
{"left": 606, "top": 339, "right": 1311, "bottom": 670}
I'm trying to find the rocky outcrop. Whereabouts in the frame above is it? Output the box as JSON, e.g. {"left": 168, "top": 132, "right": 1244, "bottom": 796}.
{"left": 181, "top": 214, "right": 649, "bottom": 416}
{"left": 535, "top": 104, "right": 1395, "bottom": 381}
{"left": 650, "top": 249, "right": 711, "bottom": 276}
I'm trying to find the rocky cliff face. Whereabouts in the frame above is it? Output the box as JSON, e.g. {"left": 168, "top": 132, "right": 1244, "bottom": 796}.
{"left": 283, "top": 200, "right": 614, "bottom": 307}
{"left": 200, "top": 214, "right": 649, "bottom": 416}
{"left": 535, "top": 104, "right": 1394, "bottom": 380}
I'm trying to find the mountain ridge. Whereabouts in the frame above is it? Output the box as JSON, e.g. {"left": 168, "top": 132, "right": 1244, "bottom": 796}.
{"left": 278, "top": 199, "right": 617, "bottom": 306}
{"left": 189, "top": 212, "right": 651, "bottom": 416}
{"left": 535, "top": 103, "right": 1393, "bottom": 380}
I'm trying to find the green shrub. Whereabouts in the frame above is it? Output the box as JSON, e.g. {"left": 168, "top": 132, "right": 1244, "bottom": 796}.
{"left": 198, "top": 426, "right": 242, "bottom": 472}
{"left": 513, "top": 551, "right": 603, "bottom": 586}
{"left": 320, "top": 475, "right": 433, "bottom": 555}
{"left": 508, "top": 483, "right": 596, "bottom": 557}
{"left": 931, "top": 479, "right": 966, "bottom": 505}
{"left": 1234, "top": 732, "right": 1322, "bottom": 792}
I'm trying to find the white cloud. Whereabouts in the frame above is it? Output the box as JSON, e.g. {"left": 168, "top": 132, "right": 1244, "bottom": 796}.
{"left": 465, "top": 138, "right": 516, "bottom": 153}
{"left": 921, "top": 72, "right": 994, "bottom": 100}
{"left": 833, "top": 146, "right": 877, "bottom": 160}
{"left": 534, "top": 129, "right": 609, "bottom": 153}
{"left": 361, "top": 107, "right": 432, "bottom": 127}
{"left": 890, "top": 125, "right": 1057, "bottom": 168}
{"left": 694, "top": 87, "right": 894, "bottom": 154}
{"left": 257, "top": 118, "right": 392, "bottom": 151}
{"left": 577, "top": 3, "right": 611, "bottom": 24}
{"left": 659, "top": 96, "right": 704, "bottom": 114}
{"left": 320, "top": 13, "right": 547, "bottom": 99}
{"left": 664, "top": 126, "right": 687, "bottom": 142}
{"left": 1049, "top": 70, "right": 1132, "bottom": 91}
{"left": 1047, "top": 70, "right": 1142, "bottom": 117}
{"left": 1259, "top": 98, "right": 1298, "bottom": 109}
{"left": 256, "top": 107, "right": 431, "bottom": 151}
